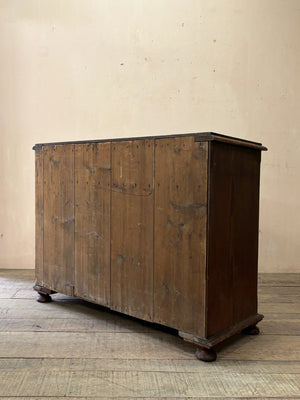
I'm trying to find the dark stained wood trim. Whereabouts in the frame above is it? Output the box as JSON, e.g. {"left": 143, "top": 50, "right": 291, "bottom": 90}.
{"left": 33, "top": 132, "right": 267, "bottom": 152}
{"left": 180, "top": 313, "right": 264, "bottom": 348}
{"left": 205, "top": 142, "right": 262, "bottom": 337}
{"left": 33, "top": 284, "right": 56, "bottom": 295}
{"left": 194, "top": 133, "right": 267, "bottom": 151}
{"left": 204, "top": 141, "right": 211, "bottom": 338}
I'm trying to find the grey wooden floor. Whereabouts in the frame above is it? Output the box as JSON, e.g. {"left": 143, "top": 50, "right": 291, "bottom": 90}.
{"left": 0, "top": 270, "right": 299, "bottom": 399}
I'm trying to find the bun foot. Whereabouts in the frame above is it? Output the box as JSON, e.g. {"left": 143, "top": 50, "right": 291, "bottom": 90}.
{"left": 242, "top": 325, "right": 260, "bottom": 335}
{"left": 36, "top": 292, "right": 52, "bottom": 303}
{"left": 33, "top": 285, "right": 55, "bottom": 303}
{"left": 195, "top": 346, "right": 217, "bottom": 362}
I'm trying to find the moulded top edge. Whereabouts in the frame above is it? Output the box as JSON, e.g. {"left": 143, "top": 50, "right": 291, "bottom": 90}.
{"left": 32, "top": 132, "right": 267, "bottom": 151}
{"left": 194, "top": 132, "right": 267, "bottom": 151}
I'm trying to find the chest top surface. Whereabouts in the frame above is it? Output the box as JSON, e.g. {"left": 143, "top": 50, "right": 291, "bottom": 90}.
{"left": 33, "top": 132, "right": 267, "bottom": 151}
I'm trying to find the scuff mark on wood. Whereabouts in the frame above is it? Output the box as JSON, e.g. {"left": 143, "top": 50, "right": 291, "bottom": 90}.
{"left": 50, "top": 157, "right": 60, "bottom": 166}
{"left": 86, "top": 231, "right": 102, "bottom": 240}
{"left": 169, "top": 201, "right": 206, "bottom": 218}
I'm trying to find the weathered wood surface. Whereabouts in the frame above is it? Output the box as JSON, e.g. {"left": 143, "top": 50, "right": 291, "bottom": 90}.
{"left": 1, "top": 331, "right": 299, "bottom": 361}
{"left": 259, "top": 302, "right": 300, "bottom": 314}
{"left": 0, "top": 317, "right": 153, "bottom": 333}
{"left": 1, "top": 299, "right": 299, "bottom": 335}
{"left": 1, "top": 313, "right": 299, "bottom": 337}
{"left": 0, "top": 270, "right": 300, "bottom": 398}
{"left": 0, "top": 269, "right": 35, "bottom": 279}
{"left": 1, "top": 315, "right": 299, "bottom": 335}
{"left": 0, "top": 288, "right": 20, "bottom": 299}
{"left": 0, "top": 368, "right": 299, "bottom": 398}
{"left": 74, "top": 143, "right": 111, "bottom": 306}
{"left": 1, "top": 356, "right": 300, "bottom": 374}
{"left": 0, "top": 398, "right": 298, "bottom": 400}
{"left": 111, "top": 140, "right": 154, "bottom": 321}
{"left": 35, "top": 147, "right": 44, "bottom": 285}
{"left": 258, "top": 273, "right": 300, "bottom": 286}
{"left": 154, "top": 137, "right": 208, "bottom": 336}
{"left": 42, "top": 145, "right": 75, "bottom": 296}
{"left": 0, "top": 398, "right": 299, "bottom": 400}
{"left": 258, "top": 286, "right": 300, "bottom": 303}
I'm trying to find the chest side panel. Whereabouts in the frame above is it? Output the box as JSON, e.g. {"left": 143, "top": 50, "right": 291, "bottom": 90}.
{"left": 154, "top": 137, "right": 208, "bottom": 336}
{"left": 74, "top": 142, "right": 111, "bottom": 306}
{"left": 207, "top": 142, "right": 261, "bottom": 337}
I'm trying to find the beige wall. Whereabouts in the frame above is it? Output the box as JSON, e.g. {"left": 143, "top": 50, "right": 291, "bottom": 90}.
{"left": 0, "top": 0, "right": 299, "bottom": 272}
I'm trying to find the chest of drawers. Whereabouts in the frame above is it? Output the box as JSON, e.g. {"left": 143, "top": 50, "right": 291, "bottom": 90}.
{"left": 34, "top": 132, "right": 267, "bottom": 361}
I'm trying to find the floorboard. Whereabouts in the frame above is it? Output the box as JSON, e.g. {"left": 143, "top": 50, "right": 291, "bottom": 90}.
{"left": 0, "top": 269, "right": 299, "bottom": 399}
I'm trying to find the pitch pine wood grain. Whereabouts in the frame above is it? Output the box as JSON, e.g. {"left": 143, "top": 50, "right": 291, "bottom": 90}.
{"left": 111, "top": 139, "right": 154, "bottom": 321}
{"left": 0, "top": 270, "right": 299, "bottom": 399}
{"left": 0, "top": 288, "right": 20, "bottom": 299}
{"left": 74, "top": 143, "right": 111, "bottom": 306}
{"left": 0, "top": 269, "right": 35, "bottom": 279}
{"left": 1, "top": 331, "right": 300, "bottom": 361}
{"left": 0, "top": 398, "right": 299, "bottom": 400}
{"left": 1, "top": 315, "right": 299, "bottom": 335}
{"left": 42, "top": 145, "right": 75, "bottom": 295}
{"left": 258, "top": 273, "right": 300, "bottom": 286}
{"left": 1, "top": 357, "right": 300, "bottom": 374}
{"left": 0, "top": 317, "right": 153, "bottom": 333}
{"left": 154, "top": 138, "right": 208, "bottom": 336}
{"left": 259, "top": 302, "right": 300, "bottom": 314}
{"left": 0, "top": 369, "right": 299, "bottom": 398}
{"left": 35, "top": 147, "right": 44, "bottom": 285}
{"left": 1, "top": 299, "right": 299, "bottom": 335}
{"left": 258, "top": 286, "right": 300, "bottom": 303}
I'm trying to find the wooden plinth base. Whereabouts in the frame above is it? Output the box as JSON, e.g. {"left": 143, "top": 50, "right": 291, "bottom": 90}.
{"left": 32, "top": 284, "right": 262, "bottom": 362}
{"left": 242, "top": 325, "right": 260, "bottom": 335}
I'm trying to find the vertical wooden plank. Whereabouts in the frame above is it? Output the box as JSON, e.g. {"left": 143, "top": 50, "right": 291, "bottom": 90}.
{"left": 207, "top": 142, "right": 261, "bottom": 337}
{"left": 43, "top": 144, "right": 75, "bottom": 296}
{"left": 111, "top": 139, "right": 154, "bottom": 321}
{"left": 154, "top": 137, "right": 208, "bottom": 336}
{"left": 74, "top": 142, "right": 111, "bottom": 306}
{"left": 35, "top": 146, "right": 43, "bottom": 285}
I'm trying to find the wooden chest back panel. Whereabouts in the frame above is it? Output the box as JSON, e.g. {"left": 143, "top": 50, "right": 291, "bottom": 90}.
{"left": 207, "top": 142, "right": 261, "bottom": 337}
{"left": 35, "top": 133, "right": 264, "bottom": 342}
{"left": 74, "top": 143, "right": 111, "bottom": 306}
{"left": 110, "top": 140, "right": 154, "bottom": 321}
{"left": 112, "top": 140, "right": 153, "bottom": 195}
{"left": 43, "top": 145, "right": 75, "bottom": 296}
{"left": 153, "top": 137, "right": 208, "bottom": 336}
